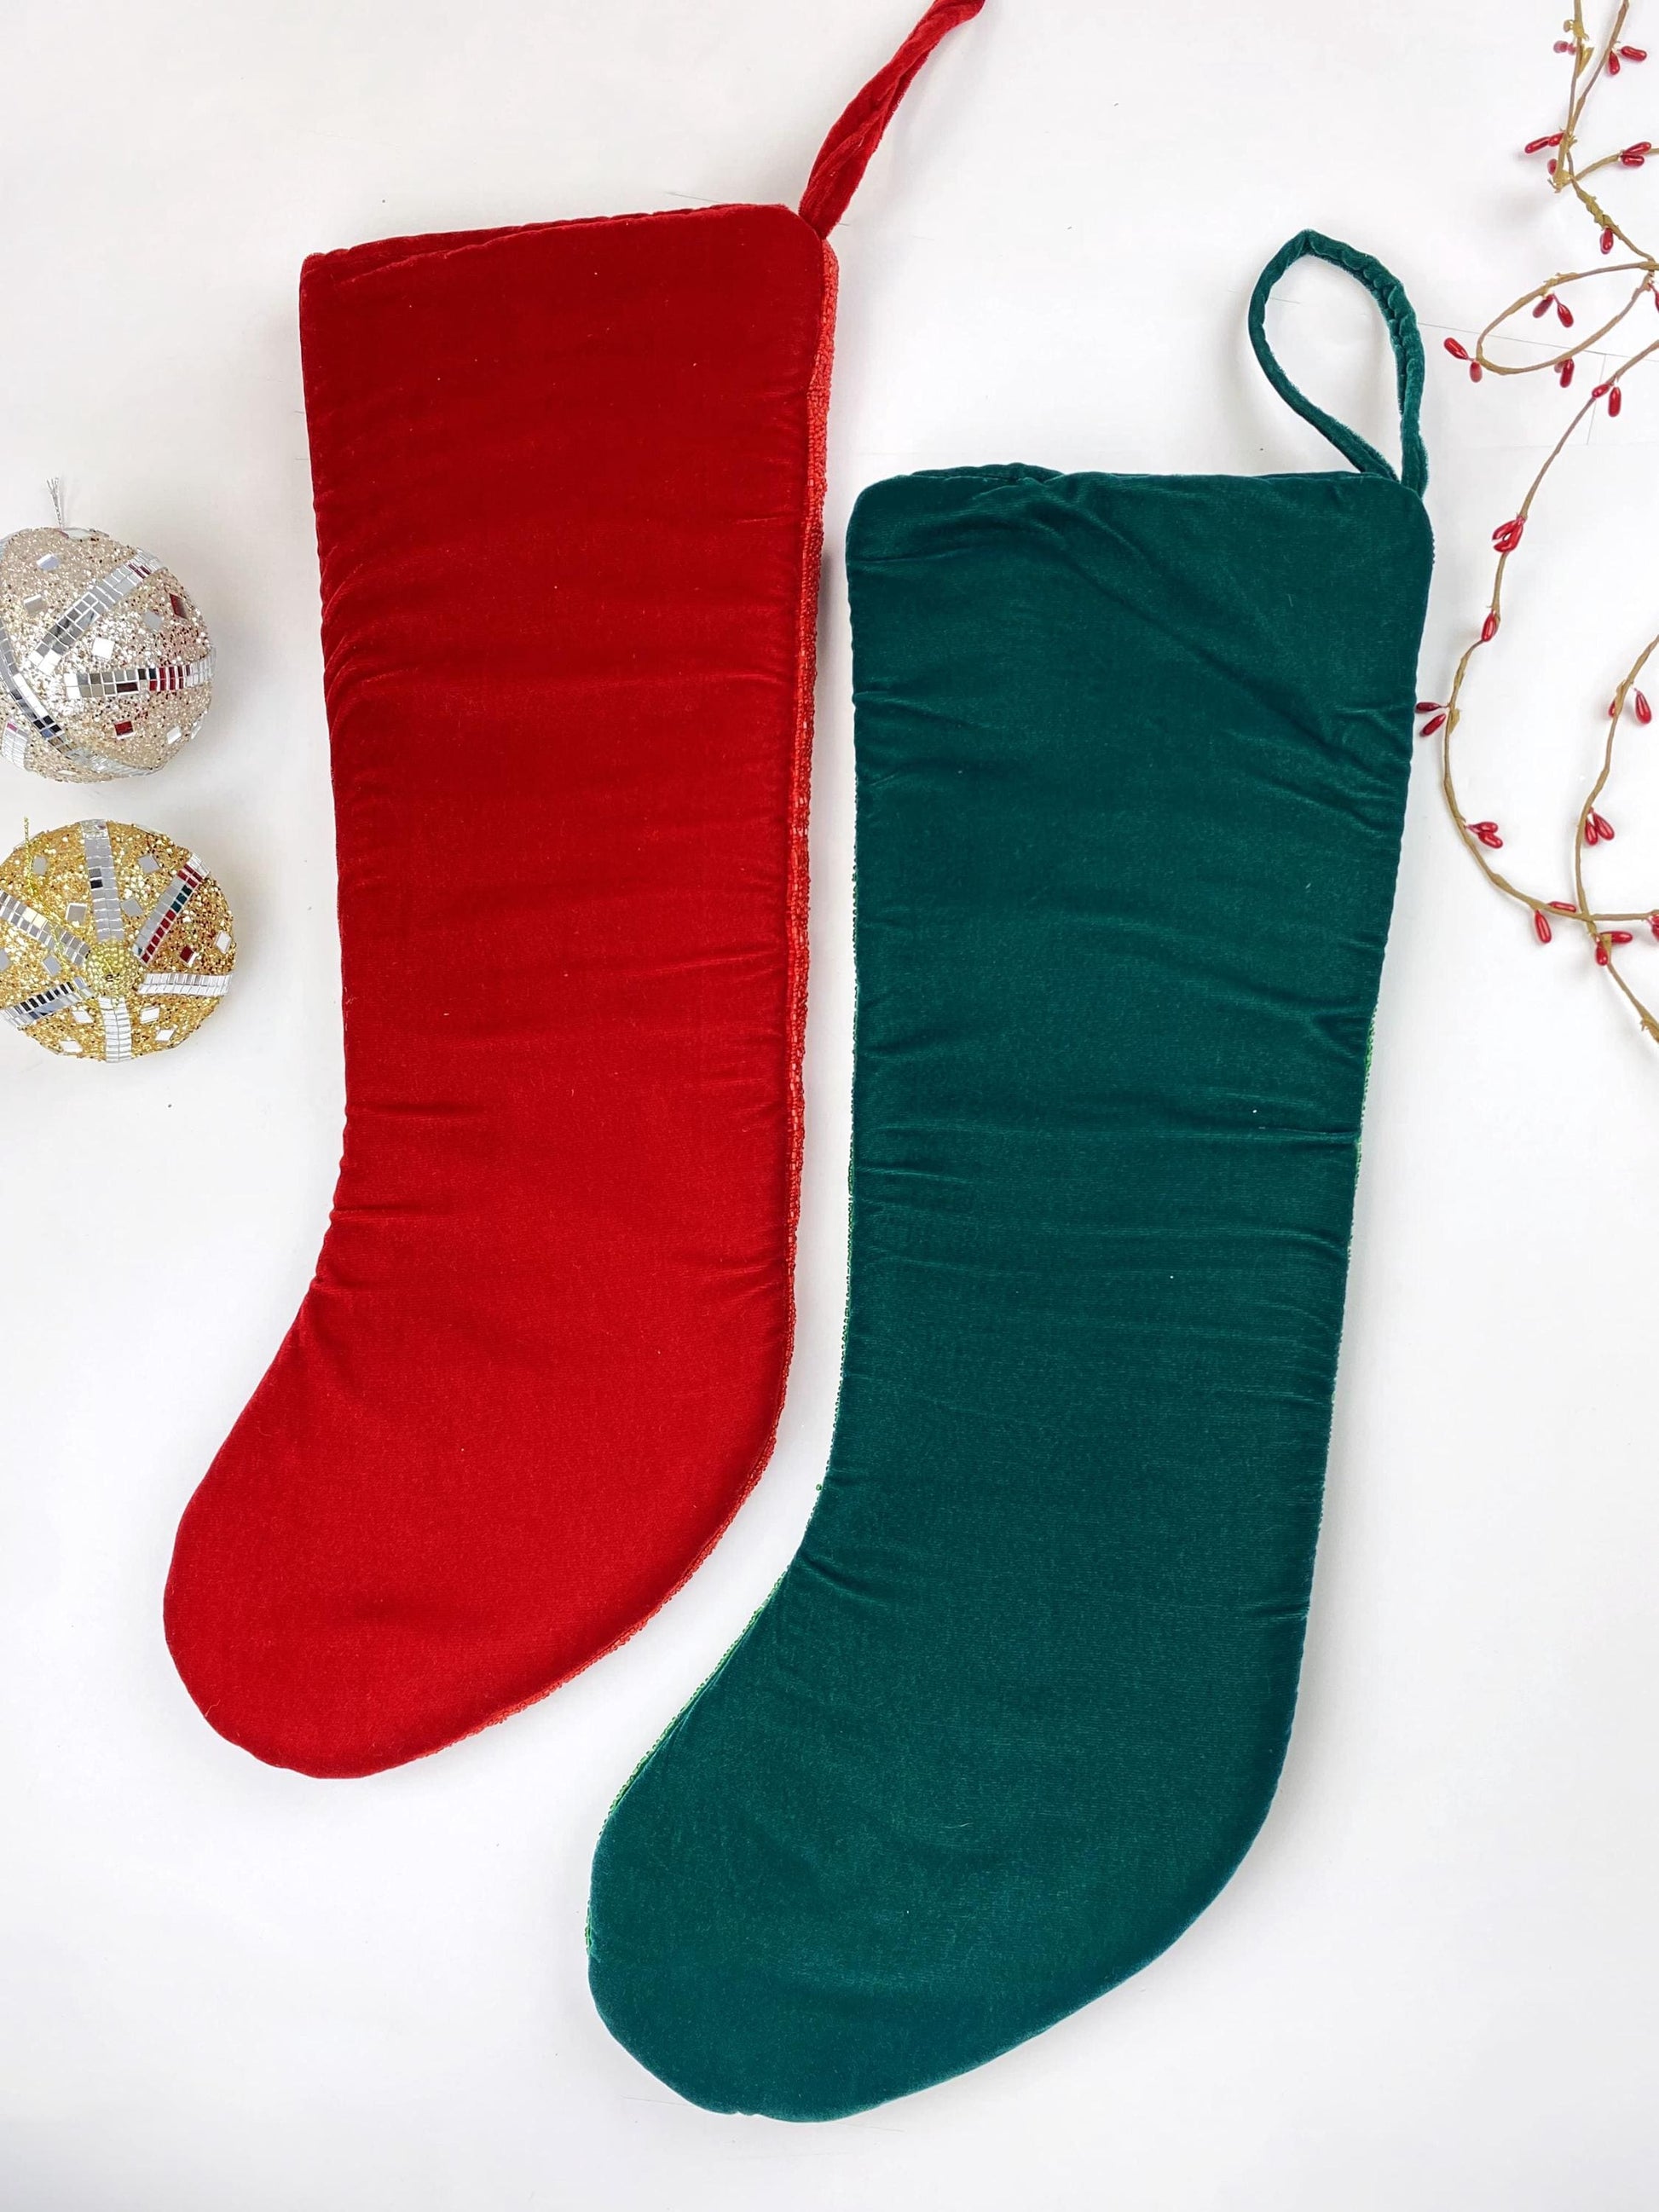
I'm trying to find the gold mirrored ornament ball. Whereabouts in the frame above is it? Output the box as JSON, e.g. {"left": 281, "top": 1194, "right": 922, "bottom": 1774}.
{"left": 0, "top": 820, "right": 235, "bottom": 1061}
{"left": 0, "top": 526, "right": 214, "bottom": 782}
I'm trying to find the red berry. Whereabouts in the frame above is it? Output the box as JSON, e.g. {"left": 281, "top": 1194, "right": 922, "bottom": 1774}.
{"left": 1470, "top": 361, "right": 1483, "bottom": 382}
{"left": 1482, "top": 612, "right": 1500, "bottom": 642}
{"left": 1550, "top": 901, "right": 1578, "bottom": 914}
{"left": 1591, "top": 811, "right": 1616, "bottom": 842}
{"left": 1525, "top": 133, "right": 1564, "bottom": 153}
{"left": 1554, "top": 38, "right": 1576, "bottom": 51}
{"left": 1415, "top": 701, "right": 1442, "bottom": 714}
{"left": 1558, "top": 300, "right": 1575, "bottom": 326}
{"left": 1558, "top": 357, "right": 1575, "bottom": 387}
{"left": 1610, "top": 385, "right": 1625, "bottom": 415}
{"left": 1598, "top": 939, "right": 1611, "bottom": 964}
{"left": 1492, "top": 517, "right": 1526, "bottom": 553}
{"left": 1610, "top": 49, "right": 1623, "bottom": 73}
{"left": 1611, "top": 930, "right": 1635, "bottom": 944}
{"left": 1444, "top": 337, "right": 1471, "bottom": 360}
{"left": 1637, "top": 690, "right": 1652, "bottom": 723}
{"left": 1419, "top": 712, "right": 1448, "bottom": 737}
{"left": 1535, "top": 293, "right": 1556, "bottom": 316}
{"left": 1602, "top": 227, "right": 1616, "bottom": 253}
{"left": 1535, "top": 910, "right": 1554, "bottom": 944}
{"left": 1592, "top": 382, "right": 1611, "bottom": 399}
{"left": 1621, "top": 46, "right": 1648, "bottom": 61}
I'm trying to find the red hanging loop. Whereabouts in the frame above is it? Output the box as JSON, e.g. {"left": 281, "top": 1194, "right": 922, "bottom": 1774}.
{"left": 799, "top": 2, "right": 985, "bottom": 240}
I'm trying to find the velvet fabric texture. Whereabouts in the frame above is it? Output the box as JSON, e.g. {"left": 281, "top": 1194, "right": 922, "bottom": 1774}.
{"left": 163, "top": 2, "right": 984, "bottom": 1779}
{"left": 588, "top": 234, "right": 1434, "bottom": 2119}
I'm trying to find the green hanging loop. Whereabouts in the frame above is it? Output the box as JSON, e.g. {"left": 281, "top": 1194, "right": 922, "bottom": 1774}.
{"left": 1248, "top": 229, "right": 1429, "bottom": 496}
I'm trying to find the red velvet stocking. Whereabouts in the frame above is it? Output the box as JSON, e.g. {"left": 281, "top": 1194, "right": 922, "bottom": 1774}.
{"left": 164, "top": 3, "right": 983, "bottom": 1778}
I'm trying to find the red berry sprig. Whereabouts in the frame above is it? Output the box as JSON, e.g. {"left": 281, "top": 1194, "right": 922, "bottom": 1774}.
{"left": 1434, "top": 3, "right": 1659, "bottom": 1046}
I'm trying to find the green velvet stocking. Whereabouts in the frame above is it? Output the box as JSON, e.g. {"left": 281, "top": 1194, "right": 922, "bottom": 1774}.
{"left": 587, "top": 234, "right": 1434, "bottom": 2120}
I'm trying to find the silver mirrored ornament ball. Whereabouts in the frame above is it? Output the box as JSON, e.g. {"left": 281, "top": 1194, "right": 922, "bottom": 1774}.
{"left": 0, "top": 525, "right": 214, "bottom": 783}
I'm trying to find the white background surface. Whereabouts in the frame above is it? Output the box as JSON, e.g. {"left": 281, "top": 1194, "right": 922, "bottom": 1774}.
{"left": 3, "top": 3, "right": 1657, "bottom": 2205}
